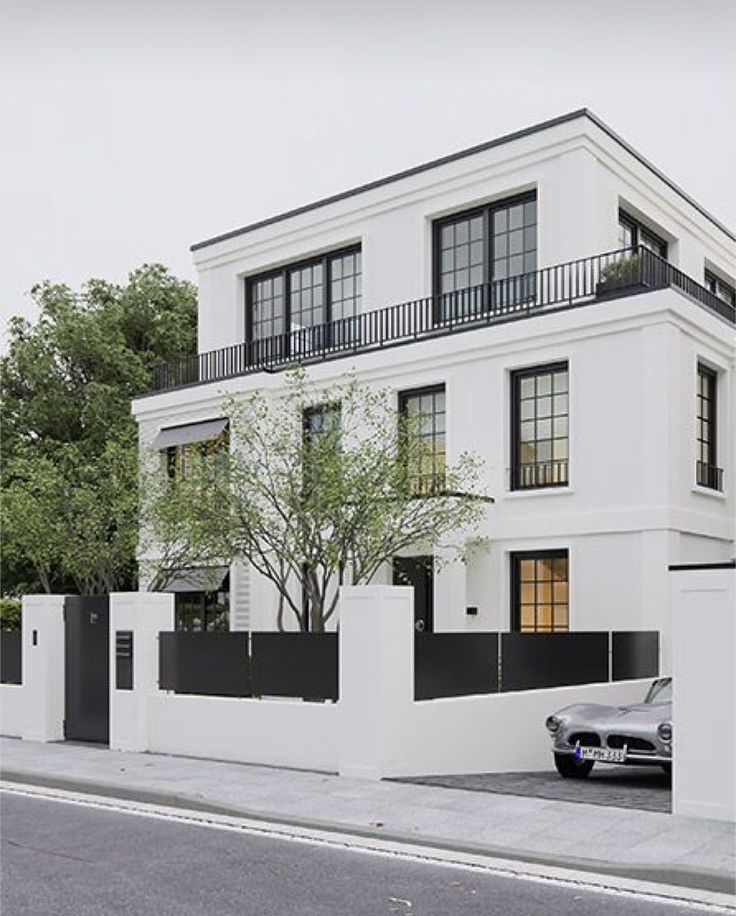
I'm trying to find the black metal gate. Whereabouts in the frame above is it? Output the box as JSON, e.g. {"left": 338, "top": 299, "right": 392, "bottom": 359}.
{"left": 64, "top": 596, "right": 110, "bottom": 743}
{"left": 393, "top": 556, "right": 434, "bottom": 632}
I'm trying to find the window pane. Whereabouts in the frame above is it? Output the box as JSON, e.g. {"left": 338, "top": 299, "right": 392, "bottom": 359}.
{"left": 400, "top": 386, "right": 446, "bottom": 495}
{"left": 513, "top": 363, "right": 569, "bottom": 490}
{"left": 513, "top": 551, "right": 568, "bottom": 633}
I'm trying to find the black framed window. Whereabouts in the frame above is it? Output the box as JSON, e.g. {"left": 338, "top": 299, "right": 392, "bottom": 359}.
{"left": 399, "top": 385, "right": 446, "bottom": 495}
{"left": 511, "top": 550, "right": 568, "bottom": 633}
{"left": 511, "top": 363, "right": 568, "bottom": 490}
{"left": 175, "top": 576, "right": 230, "bottom": 632}
{"left": 704, "top": 270, "right": 735, "bottom": 309}
{"left": 434, "top": 193, "right": 537, "bottom": 318}
{"left": 166, "top": 429, "right": 229, "bottom": 480}
{"left": 618, "top": 212, "right": 667, "bottom": 258}
{"left": 696, "top": 364, "right": 721, "bottom": 490}
{"left": 246, "top": 247, "right": 361, "bottom": 350}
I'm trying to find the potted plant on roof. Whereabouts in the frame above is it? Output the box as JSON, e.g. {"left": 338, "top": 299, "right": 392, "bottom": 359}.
{"left": 596, "top": 254, "right": 642, "bottom": 297}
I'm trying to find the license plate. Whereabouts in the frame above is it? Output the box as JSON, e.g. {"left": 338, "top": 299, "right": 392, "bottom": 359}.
{"left": 575, "top": 746, "right": 626, "bottom": 763}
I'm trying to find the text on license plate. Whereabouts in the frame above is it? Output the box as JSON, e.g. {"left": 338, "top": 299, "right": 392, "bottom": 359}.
{"left": 575, "top": 746, "right": 626, "bottom": 763}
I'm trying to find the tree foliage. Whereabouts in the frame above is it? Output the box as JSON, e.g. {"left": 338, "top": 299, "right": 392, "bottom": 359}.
{"left": 1, "top": 264, "right": 197, "bottom": 595}
{"left": 143, "top": 372, "right": 491, "bottom": 631}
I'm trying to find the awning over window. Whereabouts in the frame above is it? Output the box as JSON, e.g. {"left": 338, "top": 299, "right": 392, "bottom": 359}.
{"left": 152, "top": 418, "right": 228, "bottom": 450}
{"left": 163, "top": 566, "right": 230, "bottom": 593}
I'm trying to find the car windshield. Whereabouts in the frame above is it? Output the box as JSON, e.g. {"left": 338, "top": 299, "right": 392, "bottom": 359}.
{"left": 644, "top": 678, "right": 672, "bottom": 704}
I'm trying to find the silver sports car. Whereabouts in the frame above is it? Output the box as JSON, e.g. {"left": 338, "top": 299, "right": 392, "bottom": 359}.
{"left": 545, "top": 677, "right": 672, "bottom": 778}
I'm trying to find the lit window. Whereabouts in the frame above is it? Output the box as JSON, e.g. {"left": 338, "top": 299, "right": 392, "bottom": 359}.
{"left": 512, "top": 551, "right": 568, "bottom": 633}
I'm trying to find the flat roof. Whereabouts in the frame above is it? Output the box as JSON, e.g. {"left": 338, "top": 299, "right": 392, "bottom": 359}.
{"left": 191, "top": 108, "right": 735, "bottom": 252}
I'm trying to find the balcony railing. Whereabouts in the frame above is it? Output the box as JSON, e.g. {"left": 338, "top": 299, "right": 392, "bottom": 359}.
{"left": 149, "top": 247, "right": 735, "bottom": 393}
{"left": 511, "top": 460, "right": 569, "bottom": 490}
{"left": 696, "top": 460, "right": 724, "bottom": 492}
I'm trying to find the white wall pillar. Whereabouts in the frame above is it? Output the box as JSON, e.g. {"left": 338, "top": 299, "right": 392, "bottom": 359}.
{"left": 433, "top": 546, "right": 467, "bottom": 631}
{"left": 338, "top": 585, "right": 414, "bottom": 779}
{"left": 21, "top": 595, "right": 66, "bottom": 742}
{"left": 670, "top": 565, "right": 735, "bottom": 821}
{"left": 109, "top": 592, "right": 174, "bottom": 752}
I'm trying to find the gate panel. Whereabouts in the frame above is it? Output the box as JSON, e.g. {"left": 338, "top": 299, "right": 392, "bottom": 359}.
{"left": 64, "top": 596, "right": 110, "bottom": 743}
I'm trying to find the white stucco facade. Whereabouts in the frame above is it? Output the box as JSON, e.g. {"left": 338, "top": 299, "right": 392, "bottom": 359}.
{"left": 133, "top": 110, "right": 736, "bottom": 662}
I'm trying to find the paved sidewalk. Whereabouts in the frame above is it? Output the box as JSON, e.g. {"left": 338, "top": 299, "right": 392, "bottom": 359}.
{"left": 1, "top": 737, "right": 733, "bottom": 897}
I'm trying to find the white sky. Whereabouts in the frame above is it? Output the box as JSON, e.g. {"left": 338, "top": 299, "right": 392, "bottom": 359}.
{"left": 1, "top": 0, "right": 734, "bottom": 339}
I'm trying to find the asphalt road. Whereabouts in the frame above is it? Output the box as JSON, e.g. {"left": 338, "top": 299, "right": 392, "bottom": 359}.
{"left": 397, "top": 766, "right": 671, "bottom": 813}
{"left": 0, "top": 792, "right": 710, "bottom": 916}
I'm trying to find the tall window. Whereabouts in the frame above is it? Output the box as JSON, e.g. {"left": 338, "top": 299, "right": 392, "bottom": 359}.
{"left": 434, "top": 193, "right": 537, "bottom": 318}
{"left": 399, "top": 386, "right": 446, "bottom": 495}
{"left": 704, "top": 270, "right": 735, "bottom": 310}
{"left": 618, "top": 212, "right": 667, "bottom": 258}
{"left": 511, "top": 363, "right": 569, "bottom": 489}
{"left": 246, "top": 247, "right": 361, "bottom": 351}
{"left": 696, "top": 364, "right": 721, "bottom": 490}
{"left": 512, "top": 550, "right": 569, "bottom": 633}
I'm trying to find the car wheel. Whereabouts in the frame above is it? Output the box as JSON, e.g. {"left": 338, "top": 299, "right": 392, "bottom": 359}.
{"left": 661, "top": 763, "right": 672, "bottom": 777}
{"left": 554, "top": 753, "right": 595, "bottom": 779}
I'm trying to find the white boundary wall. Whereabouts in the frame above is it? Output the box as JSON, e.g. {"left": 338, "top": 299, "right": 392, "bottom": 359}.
{"left": 6, "top": 588, "right": 660, "bottom": 781}
{"left": 0, "top": 685, "right": 23, "bottom": 737}
{"left": 21, "top": 595, "right": 66, "bottom": 742}
{"left": 670, "top": 566, "right": 735, "bottom": 822}
{"left": 148, "top": 695, "right": 338, "bottom": 771}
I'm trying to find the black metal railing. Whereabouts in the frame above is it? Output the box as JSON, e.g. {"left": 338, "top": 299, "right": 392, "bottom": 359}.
{"left": 511, "top": 460, "right": 569, "bottom": 490}
{"left": 414, "top": 629, "right": 659, "bottom": 700}
{"left": 149, "top": 248, "right": 734, "bottom": 393}
{"left": 696, "top": 460, "right": 724, "bottom": 492}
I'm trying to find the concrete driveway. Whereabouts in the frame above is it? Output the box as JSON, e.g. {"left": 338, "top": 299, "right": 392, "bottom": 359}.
{"left": 394, "top": 765, "right": 671, "bottom": 813}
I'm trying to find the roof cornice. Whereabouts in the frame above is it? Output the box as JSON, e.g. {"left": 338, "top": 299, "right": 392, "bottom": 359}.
{"left": 191, "top": 108, "right": 735, "bottom": 252}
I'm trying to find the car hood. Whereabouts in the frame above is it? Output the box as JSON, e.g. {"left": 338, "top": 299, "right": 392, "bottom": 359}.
{"left": 555, "top": 701, "right": 672, "bottom": 728}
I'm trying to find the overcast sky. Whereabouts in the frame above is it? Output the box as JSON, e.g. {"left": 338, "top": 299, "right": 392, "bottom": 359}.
{"left": 2, "top": 0, "right": 734, "bottom": 340}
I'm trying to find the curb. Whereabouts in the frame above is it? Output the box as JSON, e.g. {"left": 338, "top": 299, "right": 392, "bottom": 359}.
{"left": 2, "top": 768, "right": 734, "bottom": 898}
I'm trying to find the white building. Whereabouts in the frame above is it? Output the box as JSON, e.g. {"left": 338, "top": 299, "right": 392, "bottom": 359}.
{"left": 133, "top": 108, "right": 736, "bottom": 669}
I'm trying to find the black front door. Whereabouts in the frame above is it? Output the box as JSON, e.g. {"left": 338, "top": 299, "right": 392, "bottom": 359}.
{"left": 393, "top": 556, "right": 434, "bottom": 632}
{"left": 64, "top": 596, "right": 110, "bottom": 744}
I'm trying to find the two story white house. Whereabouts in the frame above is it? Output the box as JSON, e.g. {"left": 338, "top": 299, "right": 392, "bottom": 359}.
{"left": 133, "top": 108, "right": 736, "bottom": 670}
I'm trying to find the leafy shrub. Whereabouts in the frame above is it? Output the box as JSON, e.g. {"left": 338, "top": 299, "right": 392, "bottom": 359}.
{"left": 0, "top": 598, "right": 22, "bottom": 630}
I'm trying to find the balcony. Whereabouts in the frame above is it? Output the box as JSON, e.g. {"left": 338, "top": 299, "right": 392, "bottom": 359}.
{"left": 149, "top": 247, "right": 735, "bottom": 394}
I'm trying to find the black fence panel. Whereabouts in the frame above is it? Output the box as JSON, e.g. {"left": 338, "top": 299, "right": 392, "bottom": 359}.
{"left": 64, "top": 596, "right": 110, "bottom": 743}
{"left": 500, "top": 632, "right": 609, "bottom": 692}
{"left": 414, "top": 633, "right": 498, "bottom": 700}
{"left": 251, "top": 633, "right": 338, "bottom": 701}
{"left": 0, "top": 630, "right": 22, "bottom": 684}
{"left": 612, "top": 631, "right": 659, "bottom": 681}
{"left": 159, "top": 632, "right": 250, "bottom": 697}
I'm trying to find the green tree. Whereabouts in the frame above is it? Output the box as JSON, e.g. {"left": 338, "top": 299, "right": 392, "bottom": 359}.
{"left": 143, "top": 372, "right": 491, "bottom": 631}
{"left": 1, "top": 264, "right": 197, "bottom": 595}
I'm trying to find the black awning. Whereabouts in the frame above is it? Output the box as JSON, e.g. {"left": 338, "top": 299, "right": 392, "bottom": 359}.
{"left": 163, "top": 566, "right": 230, "bottom": 593}
{"left": 152, "top": 418, "right": 228, "bottom": 450}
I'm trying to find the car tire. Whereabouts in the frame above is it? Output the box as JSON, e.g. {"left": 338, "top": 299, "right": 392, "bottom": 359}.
{"left": 554, "top": 753, "right": 595, "bottom": 779}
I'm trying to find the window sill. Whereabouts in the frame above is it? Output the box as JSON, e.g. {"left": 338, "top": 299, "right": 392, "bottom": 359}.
{"left": 691, "top": 484, "right": 727, "bottom": 501}
{"left": 504, "top": 486, "right": 574, "bottom": 500}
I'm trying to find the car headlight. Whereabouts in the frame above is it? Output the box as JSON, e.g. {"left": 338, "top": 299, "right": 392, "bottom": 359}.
{"left": 545, "top": 715, "right": 562, "bottom": 734}
{"left": 657, "top": 722, "right": 672, "bottom": 744}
